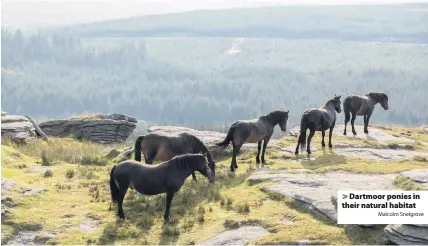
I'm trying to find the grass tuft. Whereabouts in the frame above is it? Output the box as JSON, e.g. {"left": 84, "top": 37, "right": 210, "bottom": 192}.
{"left": 43, "top": 169, "right": 53, "bottom": 178}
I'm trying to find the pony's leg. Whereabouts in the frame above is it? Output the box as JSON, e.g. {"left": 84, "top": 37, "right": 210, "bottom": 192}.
{"left": 233, "top": 144, "right": 242, "bottom": 169}
{"left": 230, "top": 142, "right": 241, "bottom": 172}
{"left": 256, "top": 140, "right": 262, "bottom": 163}
{"left": 145, "top": 150, "right": 157, "bottom": 165}
{"left": 261, "top": 137, "right": 270, "bottom": 164}
{"left": 230, "top": 143, "right": 237, "bottom": 172}
{"left": 306, "top": 129, "right": 315, "bottom": 155}
{"left": 191, "top": 172, "right": 197, "bottom": 181}
{"left": 164, "top": 190, "right": 175, "bottom": 223}
{"left": 364, "top": 111, "right": 372, "bottom": 134}
{"left": 344, "top": 111, "right": 350, "bottom": 135}
{"left": 321, "top": 130, "right": 326, "bottom": 148}
{"left": 351, "top": 112, "right": 357, "bottom": 135}
{"left": 117, "top": 186, "right": 129, "bottom": 219}
{"left": 295, "top": 134, "right": 302, "bottom": 155}
{"left": 329, "top": 122, "right": 335, "bottom": 148}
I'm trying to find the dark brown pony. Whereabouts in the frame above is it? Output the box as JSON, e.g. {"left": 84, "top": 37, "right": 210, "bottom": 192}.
{"left": 295, "top": 95, "right": 342, "bottom": 155}
{"left": 109, "top": 153, "right": 214, "bottom": 223}
{"left": 134, "top": 132, "right": 215, "bottom": 181}
{"left": 215, "top": 110, "right": 289, "bottom": 172}
{"left": 343, "top": 92, "right": 389, "bottom": 135}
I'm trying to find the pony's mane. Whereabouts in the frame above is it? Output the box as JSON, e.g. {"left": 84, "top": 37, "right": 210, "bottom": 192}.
{"left": 180, "top": 133, "right": 214, "bottom": 163}
{"left": 265, "top": 110, "right": 288, "bottom": 124}
{"left": 366, "top": 92, "right": 387, "bottom": 102}
{"left": 323, "top": 97, "right": 337, "bottom": 107}
{"left": 167, "top": 153, "right": 207, "bottom": 171}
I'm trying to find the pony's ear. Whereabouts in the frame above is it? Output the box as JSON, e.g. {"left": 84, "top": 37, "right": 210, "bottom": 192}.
{"left": 286, "top": 110, "right": 289, "bottom": 114}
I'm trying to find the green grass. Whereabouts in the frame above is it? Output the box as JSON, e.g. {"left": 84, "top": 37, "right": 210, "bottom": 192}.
{"left": 393, "top": 176, "right": 426, "bottom": 190}
{"left": 2, "top": 125, "right": 428, "bottom": 245}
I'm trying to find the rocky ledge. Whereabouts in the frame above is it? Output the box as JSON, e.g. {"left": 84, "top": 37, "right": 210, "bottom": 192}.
{"left": 38, "top": 114, "right": 137, "bottom": 144}
{"left": 1, "top": 113, "right": 37, "bottom": 142}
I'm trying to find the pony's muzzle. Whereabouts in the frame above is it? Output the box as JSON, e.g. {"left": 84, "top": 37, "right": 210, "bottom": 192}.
{"left": 208, "top": 172, "right": 215, "bottom": 184}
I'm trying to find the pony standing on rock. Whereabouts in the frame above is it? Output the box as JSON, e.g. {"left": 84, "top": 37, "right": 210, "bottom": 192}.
{"left": 216, "top": 110, "right": 289, "bottom": 172}
{"left": 134, "top": 132, "right": 216, "bottom": 181}
{"left": 109, "top": 153, "right": 214, "bottom": 223}
{"left": 342, "top": 92, "right": 389, "bottom": 136}
{"left": 295, "top": 95, "right": 342, "bottom": 156}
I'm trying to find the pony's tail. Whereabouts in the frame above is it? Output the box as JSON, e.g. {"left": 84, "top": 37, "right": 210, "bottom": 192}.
{"left": 134, "top": 135, "right": 144, "bottom": 161}
{"left": 109, "top": 165, "right": 120, "bottom": 204}
{"left": 343, "top": 96, "right": 351, "bottom": 123}
{"left": 216, "top": 126, "right": 235, "bottom": 147}
{"left": 298, "top": 114, "right": 308, "bottom": 152}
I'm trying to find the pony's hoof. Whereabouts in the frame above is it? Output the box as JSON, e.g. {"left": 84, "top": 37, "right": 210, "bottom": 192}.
{"left": 329, "top": 144, "right": 333, "bottom": 149}
{"left": 322, "top": 144, "right": 326, "bottom": 149}
{"left": 343, "top": 132, "right": 347, "bottom": 136}
{"left": 364, "top": 130, "right": 369, "bottom": 134}
{"left": 256, "top": 160, "right": 260, "bottom": 164}
{"left": 352, "top": 132, "right": 357, "bottom": 136}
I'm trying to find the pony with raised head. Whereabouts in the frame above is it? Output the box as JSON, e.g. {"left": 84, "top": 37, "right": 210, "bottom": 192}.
{"left": 215, "top": 110, "right": 289, "bottom": 172}
{"left": 342, "top": 92, "right": 389, "bottom": 135}
{"left": 295, "top": 95, "right": 342, "bottom": 155}
{"left": 109, "top": 153, "right": 214, "bottom": 223}
{"left": 134, "top": 132, "right": 216, "bottom": 181}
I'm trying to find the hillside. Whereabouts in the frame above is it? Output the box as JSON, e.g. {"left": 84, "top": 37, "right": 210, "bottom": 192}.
{"left": 56, "top": 4, "right": 428, "bottom": 43}
{"left": 2, "top": 124, "right": 428, "bottom": 245}
{"left": 1, "top": 3, "right": 428, "bottom": 128}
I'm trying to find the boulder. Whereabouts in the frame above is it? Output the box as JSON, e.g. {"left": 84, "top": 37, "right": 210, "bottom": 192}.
{"left": 400, "top": 169, "right": 428, "bottom": 184}
{"left": 384, "top": 224, "right": 428, "bottom": 245}
{"left": 1, "top": 115, "right": 36, "bottom": 142}
{"left": 38, "top": 114, "right": 137, "bottom": 144}
{"left": 104, "top": 148, "right": 121, "bottom": 159}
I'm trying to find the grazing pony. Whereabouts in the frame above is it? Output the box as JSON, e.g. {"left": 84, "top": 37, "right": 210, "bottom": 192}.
{"left": 343, "top": 92, "right": 389, "bottom": 135}
{"left": 134, "top": 132, "right": 216, "bottom": 181}
{"left": 295, "top": 95, "right": 342, "bottom": 155}
{"left": 109, "top": 153, "right": 214, "bottom": 223}
{"left": 216, "top": 110, "right": 289, "bottom": 172}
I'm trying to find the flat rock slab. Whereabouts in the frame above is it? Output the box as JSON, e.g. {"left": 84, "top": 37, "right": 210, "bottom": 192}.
{"left": 334, "top": 125, "right": 415, "bottom": 143}
{"left": 401, "top": 169, "right": 428, "bottom": 183}
{"left": 79, "top": 218, "right": 100, "bottom": 233}
{"left": 27, "top": 167, "right": 55, "bottom": 174}
{"left": 249, "top": 170, "right": 397, "bottom": 221}
{"left": 198, "top": 226, "right": 269, "bottom": 245}
{"left": 400, "top": 169, "right": 428, "bottom": 189}
{"left": 6, "top": 231, "right": 56, "bottom": 245}
{"left": 290, "top": 124, "right": 414, "bottom": 143}
{"left": 384, "top": 224, "right": 428, "bottom": 245}
{"left": 20, "top": 188, "right": 48, "bottom": 196}
{"left": 334, "top": 147, "right": 428, "bottom": 161}
{"left": 1, "top": 179, "right": 17, "bottom": 190}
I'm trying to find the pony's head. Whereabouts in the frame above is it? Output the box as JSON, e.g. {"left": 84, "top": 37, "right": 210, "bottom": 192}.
{"left": 277, "top": 110, "right": 290, "bottom": 132}
{"left": 379, "top": 93, "right": 389, "bottom": 110}
{"left": 197, "top": 153, "right": 215, "bottom": 184}
{"left": 332, "top": 95, "right": 342, "bottom": 113}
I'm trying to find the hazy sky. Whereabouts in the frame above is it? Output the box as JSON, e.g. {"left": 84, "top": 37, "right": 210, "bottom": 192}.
{"left": 1, "top": 0, "right": 427, "bottom": 30}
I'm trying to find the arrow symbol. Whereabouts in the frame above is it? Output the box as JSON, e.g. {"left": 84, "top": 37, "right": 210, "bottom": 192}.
{"left": 342, "top": 194, "right": 348, "bottom": 199}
